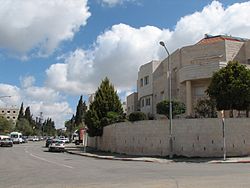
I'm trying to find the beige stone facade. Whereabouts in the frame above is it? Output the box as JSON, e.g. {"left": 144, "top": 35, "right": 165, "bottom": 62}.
{"left": 127, "top": 60, "right": 160, "bottom": 116}
{"left": 126, "top": 92, "right": 138, "bottom": 115}
{"left": 134, "top": 35, "right": 250, "bottom": 117}
{"left": 0, "top": 107, "right": 19, "bottom": 123}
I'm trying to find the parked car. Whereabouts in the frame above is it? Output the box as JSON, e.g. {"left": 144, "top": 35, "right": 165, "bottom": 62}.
{"left": 22, "top": 136, "right": 28, "bottom": 143}
{"left": 48, "top": 139, "right": 65, "bottom": 152}
{"left": 28, "top": 136, "right": 39, "bottom": 142}
{"left": 0, "top": 138, "right": 13, "bottom": 147}
{"left": 59, "top": 136, "right": 69, "bottom": 143}
{"left": 45, "top": 138, "right": 53, "bottom": 147}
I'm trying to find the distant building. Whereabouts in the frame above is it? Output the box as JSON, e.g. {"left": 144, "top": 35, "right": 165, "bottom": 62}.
{"left": 126, "top": 92, "right": 139, "bottom": 115}
{"left": 0, "top": 107, "right": 19, "bottom": 124}
{"left": 122, "top": 102, "right": 127, "bottom": 114}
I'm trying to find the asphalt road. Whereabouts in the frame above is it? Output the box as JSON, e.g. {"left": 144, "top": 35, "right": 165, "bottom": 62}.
{"left": 1, "top": 142, "right": 250, "bottom": 188}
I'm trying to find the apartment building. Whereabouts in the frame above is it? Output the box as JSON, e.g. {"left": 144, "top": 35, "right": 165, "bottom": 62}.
{"left": 130, "top": 35, "right": 250, "bottom": 117}
{"left": 126, "top": 92, "right": 138, "bottom": 115}
{"left": 0, "top": 107, "right": 19, "bottom": 123}
{"left": 137, "top": 60, "right": 161, "bottom": 116}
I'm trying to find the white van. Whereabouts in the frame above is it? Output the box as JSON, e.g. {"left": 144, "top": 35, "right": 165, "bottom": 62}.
{"left": 10, "top": 132, "right": 23, "bottom": 144}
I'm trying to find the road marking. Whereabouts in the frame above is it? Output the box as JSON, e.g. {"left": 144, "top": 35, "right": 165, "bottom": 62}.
{"left": 27, "top": 152, "right": 74, "bottom": 169}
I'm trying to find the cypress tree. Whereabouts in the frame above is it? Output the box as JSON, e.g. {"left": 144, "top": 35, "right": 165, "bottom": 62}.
{"left": 17, "top": 102, "right": 25, "bottom": 120}
{"left": 75, "top": 95, "right": 87, "bottom": 127}
{"left": 86, "top": 77, "right": 124, "bottom": 136}
{"left": 24, "top": 106, "right": 32, "bottom": 123}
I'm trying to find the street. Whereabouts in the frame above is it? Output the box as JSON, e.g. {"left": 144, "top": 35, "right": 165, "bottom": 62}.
{"left": 1, "top": 142, "right": 250, "bottom": 188}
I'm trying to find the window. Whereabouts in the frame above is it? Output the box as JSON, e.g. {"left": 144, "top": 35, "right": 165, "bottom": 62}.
{"left": 7, "top": 111, "right": 10, "bottom": 113}
{"left": 146, "top": 98, "right": 151, "bottom": 106}
{"left": 194, "top": 86, "right": 205, "bottom": 96}
{"left": 144, "top": 76, "right": 149, "bottom": 85}
{"left": 13, "top": 111, "right": 16, "bottom": 113}
{"left": 140, "top": 78, "right": 143, "bottom": 87}
{"left": 141, "top": 99, "right": 144, "bottom": 107}
{"left": 248, "top": 59, "right": 250, "bottom": 65}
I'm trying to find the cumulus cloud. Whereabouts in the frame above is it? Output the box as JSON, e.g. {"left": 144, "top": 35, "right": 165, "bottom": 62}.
{"left": 0, "top": 0, "right": 91, "bottom": 57}
{"left": 100, "top": 0, "right": 138, "bottom": 7}
{"left": 0, "top": 84, "right": 21, "bottom": 106}
{"left": 20, "top": 76, "right": 36, "bottom": 88}
{"left": 45, "top": 1, "right": 250, "bottom": 97}
{"left": 46, "top": 24, "right": 171, "bottom": 94}
{"left": 0, "top": 83, "right": 72, "bottom": 128}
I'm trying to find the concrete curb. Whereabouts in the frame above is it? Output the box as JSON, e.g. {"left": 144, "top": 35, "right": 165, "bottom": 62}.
{"left": 65, "top": 150, "right": 171, "bottom": 163}
{"left": 209, "top": 160, "right": 250, "bottom": 164}
{"left": 65, "top": 149, "right": 250, "bottom": 164}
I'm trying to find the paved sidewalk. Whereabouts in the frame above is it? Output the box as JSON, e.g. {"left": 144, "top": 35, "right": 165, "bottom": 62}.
{"left": 65, "top": 144, "right": 250, "bottom": 164}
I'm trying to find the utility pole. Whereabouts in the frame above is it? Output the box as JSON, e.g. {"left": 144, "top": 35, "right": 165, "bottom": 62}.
{"left": 39, "top": 112, "right": 43, "bottom": 137}
{"left": 160, "top": 41, "right": 173, "bottom": 159}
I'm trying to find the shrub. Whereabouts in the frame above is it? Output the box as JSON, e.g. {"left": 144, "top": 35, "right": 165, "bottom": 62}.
{"left": 128, "top": 112, "right": 147, "bottom": 122}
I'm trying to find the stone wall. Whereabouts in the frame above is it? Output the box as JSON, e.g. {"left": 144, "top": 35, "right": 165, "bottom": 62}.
{"left": 88, "top": 119, "right": 250, "bottom": 157}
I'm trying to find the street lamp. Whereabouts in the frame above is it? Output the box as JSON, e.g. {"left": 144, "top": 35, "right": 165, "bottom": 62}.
{"left": 159, "top": 41, "right": 173, "bottom": 158}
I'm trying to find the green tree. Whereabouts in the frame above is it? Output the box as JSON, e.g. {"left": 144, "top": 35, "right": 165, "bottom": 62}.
{"left": 17, "top": 102, "right": 24, "bottom": 120}
{"left": 194, "top": 98, "right": 217, "bottom": 118}
{"left": 15, "top": 118, "right": 33, "bottom": 135}
{"left": 0, "top": 115, "right": 13, "bottom": 134}
{"left": 43, "top": 118, "right": 56, "bottom": 136}
{"left": 65, "top": 115, "right": 75, "bottom": 141}
{"left": 75, "top": 95, "right": 87, "bottom": 127}
{"left": 156, "top": 100, "right": 186, "bottom": 118}
{"left": 24, "top": 106, "right": 32, "bottom": 123}
{"left": 128, "top": 112, "right": 147, "bottom": 122}
{"left": 85, "top": 77, "right": 124, "bottom": 137}
{"left": 207, "top": 61, "right": 250, "bottom": 116}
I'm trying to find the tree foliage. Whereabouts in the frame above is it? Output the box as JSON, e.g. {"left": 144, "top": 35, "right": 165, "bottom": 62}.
{"left": 65, "top": 115, "right": 79, "bottom": 142}
{"left": 43, "top": 118, "right": 56, "bottom": 136}
{"left": 75, "top": 95, "right": 87, "bottom": 127}
{"left": 17, "top": 102, "right": 24, "bottom": 120}
{"left": 194, "top": 98, "right": 217, "bottom": 118}
{"left": 156, "top": 100, "right": 186, "bottom": 118}
{"left": 128, "top": 112, "right": 147, "bottom": 122}
{"left": 0, "top": 115, "right": 13, "bottom": 134}
{"left": 15, "top": 118, "right": 33, "bottom": 135}
{"left": 85, "top": 77, "right": 124, "bottom": 137}
{"left": 207, "top": 61, "right": 250, "bottom": 113}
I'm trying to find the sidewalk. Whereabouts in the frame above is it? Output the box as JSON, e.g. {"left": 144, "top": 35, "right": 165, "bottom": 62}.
{"left": 64, "top": 144, "right": 250, "bottom": 164}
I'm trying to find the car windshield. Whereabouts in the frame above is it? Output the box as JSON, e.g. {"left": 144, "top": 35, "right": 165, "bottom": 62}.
{"left": 11, "top": 135, "right": 18, "bottom": 138}
{"left": 3, "top": 138, "right": 11, "bottom": 141}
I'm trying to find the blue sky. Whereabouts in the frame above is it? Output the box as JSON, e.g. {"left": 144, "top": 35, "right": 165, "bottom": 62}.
{"left": 0, "top": 0, "right": 249, "bottom": 128}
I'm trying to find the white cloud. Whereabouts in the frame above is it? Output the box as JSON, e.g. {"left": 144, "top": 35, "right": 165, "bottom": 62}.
{"left": 0, "top": 0, "right": 91, "bottom": 57}
{"left": 20, "top": 76, "right": 36, "bottom": 88}
{"left": 0, "top": 84, "right": 20, "bottom": 106}
{"left": 0, "top": 83, "right": 72, "bottom": 128}
{"left": 46, "top": 24, "right": 171, "bottom": 95}
{"left": 46, "top": 1, "right": 250, "bottom": 98}
{"left": 100, "top": 0, "right": 138, "bottom": 7}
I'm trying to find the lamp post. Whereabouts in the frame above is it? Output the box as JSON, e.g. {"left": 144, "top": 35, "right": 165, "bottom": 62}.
{"left": 159, "top": 41, "right": 173, "bottom": 158}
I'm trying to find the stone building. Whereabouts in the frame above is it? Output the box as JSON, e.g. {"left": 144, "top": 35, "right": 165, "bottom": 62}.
{"left": 127, "top": 34, "right": 250, "bottom": 117}
{"left": 0, "top": 107, "right": 19, "bottom": 124}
